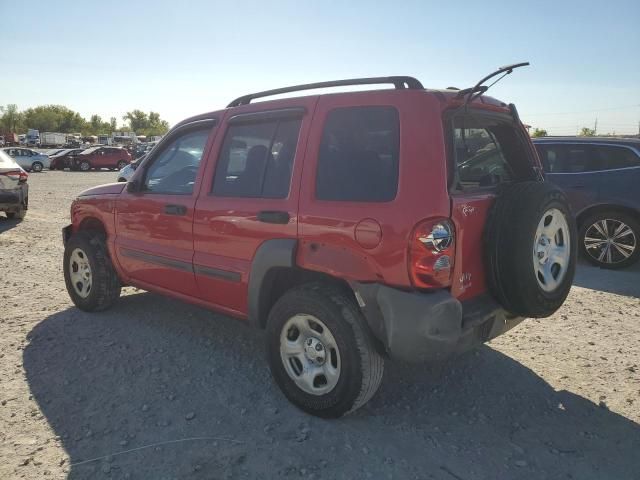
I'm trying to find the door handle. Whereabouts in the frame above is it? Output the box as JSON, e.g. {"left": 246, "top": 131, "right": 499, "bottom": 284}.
{"left": 164, "top": 204, "right": 187, "bottom": 216}
{"left": 257, "top": 210, "right": 290, "bottom": 224}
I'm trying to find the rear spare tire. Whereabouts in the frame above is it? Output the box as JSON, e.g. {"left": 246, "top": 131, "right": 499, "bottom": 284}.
{"left": 485, "top": 181, "right": 577, "bottom": 318}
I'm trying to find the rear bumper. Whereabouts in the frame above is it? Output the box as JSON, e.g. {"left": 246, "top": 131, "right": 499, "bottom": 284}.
{"left": 353, "top": 283, "right": 523, "bottom": 363}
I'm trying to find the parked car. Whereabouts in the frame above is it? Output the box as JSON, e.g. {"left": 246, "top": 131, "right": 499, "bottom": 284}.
{"left": 62, "top": 69, "right": 576, "bottom": 417}
{"left": 73, "top": 146, "right": 131, "bottom": 171}
{"left": 117, "top": 155, "right": 145, "bottom": 182}
{"left": 2, "top": 147, "right": 50, "bottom": 172}
{"left": 0, "top": 149, "right": 28, "bottom": 219}
{"left": 49, "top": 148, "right": 86, "bottom": 170}
{"left": 533, "top": 137, "right": 640, "bottom": 269}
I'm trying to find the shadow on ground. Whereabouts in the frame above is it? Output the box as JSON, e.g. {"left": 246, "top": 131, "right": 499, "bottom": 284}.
{"left": 573, "top": 258, "right": 640, "bottom": 298}
{"left": 25, "top": 292, "right": 640, "bottom": 480}
{"left": 0, "top": 216, "right": 21, "bottom": 234}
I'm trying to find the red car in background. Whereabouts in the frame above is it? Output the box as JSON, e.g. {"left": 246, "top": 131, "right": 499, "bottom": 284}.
{"left": 49, "top": 148, "right": 85, "bottom": 170}
{"left": 73, "top": 146, "right": 131, "bottom": 171}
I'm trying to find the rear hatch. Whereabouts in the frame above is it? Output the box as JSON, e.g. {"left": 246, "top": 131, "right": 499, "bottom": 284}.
{"left": 0, "top": 150, "right": 26, "bottom": 196}
{"left": 445, "top": 109, "right": 540, "bottom": 301}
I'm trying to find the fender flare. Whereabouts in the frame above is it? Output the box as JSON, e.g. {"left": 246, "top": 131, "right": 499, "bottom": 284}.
{"left": 248, "top": 238, "right": 297, "bottom": 328}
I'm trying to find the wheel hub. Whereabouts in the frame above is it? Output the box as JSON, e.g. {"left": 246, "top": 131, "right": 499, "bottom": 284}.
{"left": 304, "top": 337, "right": 326, "bottom": 365}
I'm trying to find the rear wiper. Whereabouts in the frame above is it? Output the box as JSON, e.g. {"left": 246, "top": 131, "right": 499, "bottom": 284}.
{"left": 457, "top": 62, "right": 530, "bottom": 110}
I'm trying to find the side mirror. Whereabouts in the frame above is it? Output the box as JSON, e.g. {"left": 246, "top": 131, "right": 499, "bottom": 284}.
{"left": 126, "top": 179, "right": 141, "bottom": 193}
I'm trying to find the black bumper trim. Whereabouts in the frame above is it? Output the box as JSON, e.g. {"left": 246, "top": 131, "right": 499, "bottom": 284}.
{"left": 353, "top": 282, "right": 523, "bottom": 363}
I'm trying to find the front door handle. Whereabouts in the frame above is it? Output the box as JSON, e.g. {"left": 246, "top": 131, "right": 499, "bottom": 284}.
{"left": 164, "top": 204, "right": 187, "bottom": 216}
{"left": 257, "top": 210, "right": 290, "bottom": 224}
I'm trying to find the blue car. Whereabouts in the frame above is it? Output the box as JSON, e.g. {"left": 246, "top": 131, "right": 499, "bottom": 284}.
{"left": 533, "top": 137, "right": 640, "bottom": 269}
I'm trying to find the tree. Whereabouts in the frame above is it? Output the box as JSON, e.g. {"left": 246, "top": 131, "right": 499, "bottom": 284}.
{"left": 0, "top": 104, "right": 23, "bottom": 132}
{"left": 579, "top": 127, "right": 596, "bottom": 137}
{"left": 110, "top": 117, "right": 117, "bottom": 131}
{"left": 22, "top": 105, "right": 86, "bottom": 133}
{"left": 532, "top": 128, "right": 548, "bottom": 138}
{"left": 123, "top": 110, "right": 170, "bottom": 136}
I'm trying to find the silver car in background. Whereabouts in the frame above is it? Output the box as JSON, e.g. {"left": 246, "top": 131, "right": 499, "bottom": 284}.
{"left": 2, "top": 147, "right": 51, "bottom": 172}
{"left": 0, "top": 150, "right": 29, "bottom": 219}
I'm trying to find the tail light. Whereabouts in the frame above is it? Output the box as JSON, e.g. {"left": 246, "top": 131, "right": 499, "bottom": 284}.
{"left": 408, "top": 218, "right": 455, "bottom": 289}
{"left": 1, "top": 170, "right": 28, "bottom": 183}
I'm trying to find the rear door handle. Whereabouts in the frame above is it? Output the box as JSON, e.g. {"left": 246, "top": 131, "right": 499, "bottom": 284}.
{"left": 257, "top": 210, "right": 290, "bottom": 224}
{"left": 164, "top": 204, "right": 187, "bottom": 216}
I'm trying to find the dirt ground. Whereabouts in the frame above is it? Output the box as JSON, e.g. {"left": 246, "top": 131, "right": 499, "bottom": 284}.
{"left": 1, "top": 171, "right": 639, "bottom": 480}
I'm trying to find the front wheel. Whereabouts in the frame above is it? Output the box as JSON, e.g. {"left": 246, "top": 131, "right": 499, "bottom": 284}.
{"left": 116, "top": 160, "right": 128, "bottom": 170}
{"left": 266, "top": 283, "right": 384, "bottom": 418}
{"left": 78, "top": 160, "right": 91, "bottom": 171}
{"left": 579, "top": 211, "right": 639, "bottom": 269}
{"left": 63, "top": 232, "right": 121, "bottom": 311}
{"left": 31, "top": 162, "right": 43, "bottom": 172}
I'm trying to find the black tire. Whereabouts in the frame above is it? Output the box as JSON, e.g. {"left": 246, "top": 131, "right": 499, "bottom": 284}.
{"left": 266, "top": 283, "right": 384, "bottom": 418}
{"left": 579, "top": 210, "right": 640, "bottom": 269}
{"left": 79, "top": 160, "right": 91, "bottom": 171}
{"left": 63, "top": 231, "right": 121, "bottom": 311}
{"left": 116, "top": 160, "right": 128, "bottom": 170}
{"left": 485, "top": 181, "right": 577, "bottom": 318}
{"left": 6, "top": 206, "right": 26, "bottom": 220}
{"left": 31, "top": 162, "right": 43, "bottom": 172}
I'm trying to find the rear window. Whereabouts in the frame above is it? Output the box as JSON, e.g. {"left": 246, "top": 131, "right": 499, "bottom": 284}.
{"left": 316, "top": 106, "right": 399, "bottom": 202}
{"left": 0, "top": 150, "right": 18, "bottom": 167}
{"left": 450, "top": 114, "right": 533, "bottom": 191}
{"left": 537, "top": 145, "right": 598, "bottom": 173}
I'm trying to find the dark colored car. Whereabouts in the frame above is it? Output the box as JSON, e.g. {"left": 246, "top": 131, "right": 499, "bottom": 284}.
{"left": 534, "top": 137, "right": 640, "bottom": 269}
{"left": 73, "top": 146, "right": 132, "bottom": 171}
{"left": 0, "top": 149, "right": 28, "bottom": 219}
{"left": 49, "top": 148, "right": 86, "bottom": 170}
{"left": 61, "top": 70, "right": 577, "bottom": 417}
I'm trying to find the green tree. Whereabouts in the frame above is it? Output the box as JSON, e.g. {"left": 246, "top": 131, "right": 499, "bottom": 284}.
{"left": 109, "top": 117, "right": 117, "bottom": 131}
{"left": 123, "top": 110, "right": 170, "bottom": 136}
{"left": 0, "top": 104, "right": 23, "bottom": 132}
{"left": 579, "top": 127, "right": 596, "bottom": 137}
{"left": 532, "top": 128, "right": 548, "bottom": 137}
{"left": 22, "top": 105, "right": 86, "bottom": 133}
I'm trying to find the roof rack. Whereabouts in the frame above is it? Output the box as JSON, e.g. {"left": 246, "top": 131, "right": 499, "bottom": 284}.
{"left": 227, "top": 76, "right": 424, "bottom": 108}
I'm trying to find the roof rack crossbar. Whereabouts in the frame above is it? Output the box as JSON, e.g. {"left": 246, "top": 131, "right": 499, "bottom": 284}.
{"left": 227, "top": 76, "right": 424, "bottom": 107}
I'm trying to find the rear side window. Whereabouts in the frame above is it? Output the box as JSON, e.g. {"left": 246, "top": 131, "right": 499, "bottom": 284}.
{"left": 595, "top": 146, "right": 640, "bottom": 170}
{"left": 212, "top": 118, "right": 301, "bottom": 198}
{"left": 316, "top": 106, "right": 399, "bottom": 202}
{"left": 537, "top": 145, "right": 598, "bottom": 173}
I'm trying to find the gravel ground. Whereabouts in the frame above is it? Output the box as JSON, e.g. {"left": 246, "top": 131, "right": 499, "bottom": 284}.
{"left": 1, "top": 171, "right": 639, "bottom": 480}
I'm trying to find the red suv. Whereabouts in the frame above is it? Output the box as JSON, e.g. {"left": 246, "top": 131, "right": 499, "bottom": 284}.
{"left": 73, "top": 146, "right": 131, "bottom": 171}
{"left": 62, "top": 68, "right": 577, "bottom": 417}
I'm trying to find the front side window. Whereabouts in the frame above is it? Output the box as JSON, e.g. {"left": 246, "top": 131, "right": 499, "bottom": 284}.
{"left": 537, "top": 145, "right": 598, "bottom": 173}
{"left": 143, "top": 128, "right": 211, "bottom": 194}
{"left": 212, "top": 118, "right": 301, "bottom": 198}
{"left": 316, "top": 106, "right": 399, "bottom": 202}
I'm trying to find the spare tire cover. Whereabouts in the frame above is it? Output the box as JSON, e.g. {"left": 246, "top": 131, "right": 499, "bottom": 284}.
{"left": 484, "top": 181, "right": 577, "bottom": 318}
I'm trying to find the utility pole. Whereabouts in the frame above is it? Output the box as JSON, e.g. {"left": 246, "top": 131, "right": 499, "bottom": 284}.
{"left": 594, "top": 118, "right": 598, "bottom": 135}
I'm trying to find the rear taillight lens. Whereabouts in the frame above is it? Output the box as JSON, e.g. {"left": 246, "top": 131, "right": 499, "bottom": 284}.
{"left": 1, "top": 170, "right": 27, "bottom": 183}
{"left": 408, "top": 218, "right": 455, "bottom": 289}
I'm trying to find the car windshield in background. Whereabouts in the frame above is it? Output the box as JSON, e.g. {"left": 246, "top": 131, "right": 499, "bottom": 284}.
{"left": 80, "top": 147, "right": 100, "bottom": 155}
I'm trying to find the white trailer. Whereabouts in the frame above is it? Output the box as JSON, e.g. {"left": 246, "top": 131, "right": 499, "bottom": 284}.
{"left": 40, "top": 132, "right": 67, "bottom": 147}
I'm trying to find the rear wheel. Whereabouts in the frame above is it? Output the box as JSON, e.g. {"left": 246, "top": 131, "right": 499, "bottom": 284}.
{"left": 266, "top": 283, "right": 384, "bottom": 418}
{"left": 579, "top": 211, "right": 639, "bottom": 269}
{"left": 31, "top": 162, "right": 43, "bottom": 172}
{"left": 63, "top": 231, "right": 121, "bottom": 311}
{"left": 116, "top": 160, "right": 128, "bottom": 170}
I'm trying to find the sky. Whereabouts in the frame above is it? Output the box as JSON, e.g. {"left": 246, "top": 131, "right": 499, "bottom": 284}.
{"left": 1, "top": 0, "right": 639, "bottom": 136}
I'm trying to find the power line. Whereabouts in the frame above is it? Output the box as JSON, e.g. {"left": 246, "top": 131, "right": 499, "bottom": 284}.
{"left": 525, "top": 104, "right": 640, "bottom": 116}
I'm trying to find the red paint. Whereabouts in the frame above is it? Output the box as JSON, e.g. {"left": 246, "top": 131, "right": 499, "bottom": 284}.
{"left": 75, "top": 147, "right": 131, "bottom": 170}
{"left": 68, "top": 86, "right": 533, "bottom": 318}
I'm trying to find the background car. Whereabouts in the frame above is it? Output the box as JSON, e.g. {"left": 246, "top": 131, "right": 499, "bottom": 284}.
{"left": 0, "top": 149, "right": 28, "bottom": 219}
{"left": 117, "top": 153, "right": 148, "bottom": 182}
{"left": 73, "top": 146, "right": 131, "bottom": 171}
{"left": 49, "top": 148, "right": 86, "bottom": 170}
{"left": 534, "top": 137, "right": 640, "bottom": 269}
{"left": 2, "top": 147, "right": 51, "bottom": 172}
